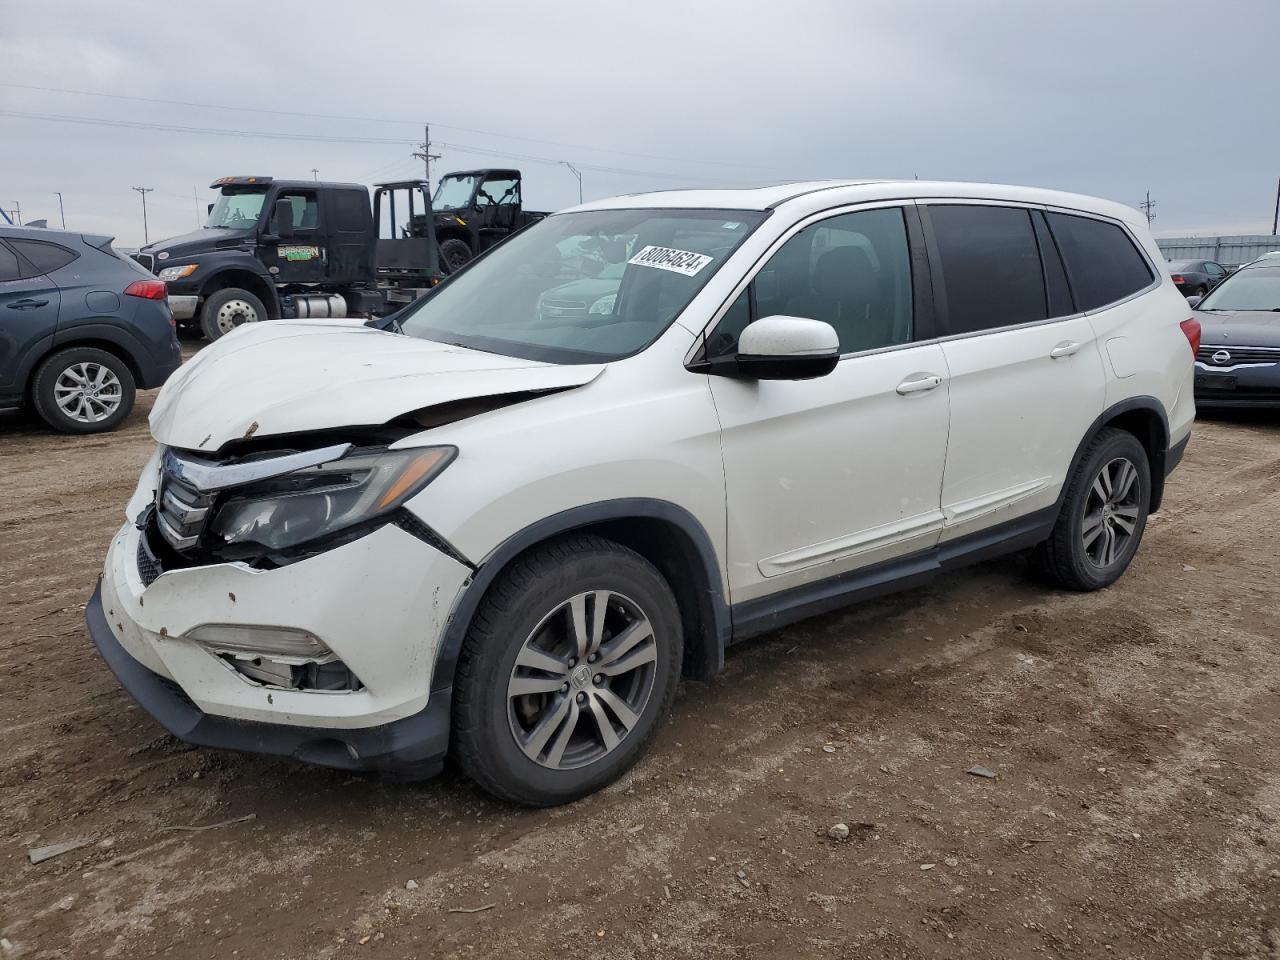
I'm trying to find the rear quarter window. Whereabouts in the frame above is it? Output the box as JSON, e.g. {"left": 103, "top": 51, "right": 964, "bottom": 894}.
{"left": 9, "top": 239, "right": 79, "bottom": 277}
{"left": 1046, "top": 213, "right": 1154, "bottom": 311}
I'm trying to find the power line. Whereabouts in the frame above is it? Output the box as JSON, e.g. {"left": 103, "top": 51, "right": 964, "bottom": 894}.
{"left": 0, "top": 109, "right": 740, "bottom": 184}
{"left": 0, "top": 81, "right": 780, "bottom": 173}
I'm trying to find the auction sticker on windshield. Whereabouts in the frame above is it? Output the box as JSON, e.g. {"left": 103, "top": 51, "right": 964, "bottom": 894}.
{"left": 628, "top": 245, "right": 714, "bottom": 277}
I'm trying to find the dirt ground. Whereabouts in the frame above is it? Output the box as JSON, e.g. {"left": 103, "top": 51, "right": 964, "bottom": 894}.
{"left": 2, "top": 383, "right": 1279, "bottom": 960}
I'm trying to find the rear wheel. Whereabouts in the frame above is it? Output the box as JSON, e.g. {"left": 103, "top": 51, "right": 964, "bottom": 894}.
{"left": 201, "top": 287, "right": 267, "bottom": 341}
{"left": 452, "top": 535, "right": 682, "bottom": 806}
{"left": 31, "top": 347, "right": 135, "bottom": 434}
{"left": 439, "top": 238, "right": 473, "bottom": 274}
{"left": 1034, "top": 428, "right": 1151, "bottom": 590}
{"left": 1195, "top": 285, "right": 1209, "bottom": 299}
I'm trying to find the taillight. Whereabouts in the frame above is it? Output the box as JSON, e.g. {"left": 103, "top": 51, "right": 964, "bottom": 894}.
{"left": 1170, "top": 274, "right": 1185, "bottom": 284}
{"left": 1180, "top": 318, "right": 1201, "bottom": 356}
{"left": 124, "top": 279, "right": 168, "bottom": 300}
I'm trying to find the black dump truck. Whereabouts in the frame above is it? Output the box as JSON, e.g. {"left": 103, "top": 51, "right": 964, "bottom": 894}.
{"left": 428, "top": 169, "right": 549, "bottom": 272}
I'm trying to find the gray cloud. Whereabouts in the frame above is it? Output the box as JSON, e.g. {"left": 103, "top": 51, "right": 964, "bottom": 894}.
{"left": 3, "top": 0, "right": 1276, "bottom": 246}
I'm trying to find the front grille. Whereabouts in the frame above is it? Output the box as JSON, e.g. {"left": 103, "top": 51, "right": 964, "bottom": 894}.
{"left": 1197, "top": 344, "right": 1280, "bottom": 366}
{"left": 155, "top": 472, "right": 215, "bottom": 552}
{"left": 132, "top": 253, "right": 156, "bottom": 274}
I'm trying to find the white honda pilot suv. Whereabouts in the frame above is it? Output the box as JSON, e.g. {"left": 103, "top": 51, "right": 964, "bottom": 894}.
{"left": 90, "top": 181, "right": 1197, "bottom": 805}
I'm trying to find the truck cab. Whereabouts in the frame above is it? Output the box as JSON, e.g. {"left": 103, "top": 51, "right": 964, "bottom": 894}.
{"left": 137, "top": 177, "right": 392, "bottom": 340}
{"left": 429, "top": 169, "right": 548, "bottom": 272}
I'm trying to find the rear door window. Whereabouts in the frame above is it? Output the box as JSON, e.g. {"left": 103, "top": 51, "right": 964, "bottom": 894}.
{"left": 10, "top": 239, "right": 79, "bottom": 276}
{"left": 927, "top": 205, "right": 1047, "bottom": 334}
{"left": 1046, "top": 212, "right": 1154, "bottom": 311}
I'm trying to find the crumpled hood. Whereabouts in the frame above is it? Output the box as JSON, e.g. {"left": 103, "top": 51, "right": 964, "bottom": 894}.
{"left": 150, "top": 320, "right": 604, "bottom": 451}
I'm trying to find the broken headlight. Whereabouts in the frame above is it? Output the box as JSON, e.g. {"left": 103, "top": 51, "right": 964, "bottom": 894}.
{"left": 211, "top": 446, "right": 455, "bottom": 553}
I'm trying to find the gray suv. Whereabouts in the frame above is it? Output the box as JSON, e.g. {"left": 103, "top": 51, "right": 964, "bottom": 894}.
{"left": 0, "top": 226, "right": 182, "bottom": 433}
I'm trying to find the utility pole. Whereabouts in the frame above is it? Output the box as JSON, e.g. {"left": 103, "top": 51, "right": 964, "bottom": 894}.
{"left": 193, "top": 186, "right": 201, "bottom": 228}
{"left": 53, "top": 192, "right": 65, "bottom": 229}
{"left": 1272, "top": 176, "right": 1279, "bottom": 236}
{"left": 412, "top": 124, "right": 440, "bottom": 192}
{"left": 10, "top": 200, "right": 21, "bottom": 225}
{"left": 312, "top": 168, "right": 320, "bottom": 182}
{"left": 132, "top": 186, "right": 154, "bottom": 244}
{"left": 1138, "top": 190, "right": 1156, "bottom": 226}
{"left": 562, "top": 161, "right": 583, "bottom": 204}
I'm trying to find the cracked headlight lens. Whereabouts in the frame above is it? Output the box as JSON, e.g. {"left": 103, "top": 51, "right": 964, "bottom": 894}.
{"left": 211, "top": 446, "right": 455, "bottom": 552}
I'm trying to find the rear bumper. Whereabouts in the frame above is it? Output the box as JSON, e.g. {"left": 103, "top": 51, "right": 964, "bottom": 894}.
{"left": 86, "top": 582, "right": 451, "bottom": 778}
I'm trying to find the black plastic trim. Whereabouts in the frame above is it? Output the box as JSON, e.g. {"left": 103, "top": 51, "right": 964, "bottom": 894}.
{"left": 731, "top": 506, "right": 1058, "bottom": 641}
{"left": 85, "top": 583, "right": 448, "bottom": 778}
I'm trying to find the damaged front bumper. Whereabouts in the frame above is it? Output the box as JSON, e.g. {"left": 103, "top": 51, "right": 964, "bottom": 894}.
{"left": 87, "top": 518, "right": 473, "bottom": 777}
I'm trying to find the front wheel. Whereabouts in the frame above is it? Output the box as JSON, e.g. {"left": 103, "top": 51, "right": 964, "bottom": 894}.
{"left": 201, "top": 287, "right": 267, "bottom": 341}
{"left": 452, "top": 535, "right": 683, "bottom": 806}
{"left": 1033, "top": 427, "right": 1151, "bottom": 591}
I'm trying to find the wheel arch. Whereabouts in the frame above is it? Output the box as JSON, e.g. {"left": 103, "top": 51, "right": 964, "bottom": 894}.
{"left": 430, "top": 499, "right": 730, "bottom": 697}
{"left": 199, "top": 268, "right": 280, "bottom": 319}
{"left": 1065, "top": 396, "right": 1172, "bottom": 514}
{"left": 26, "top": 334, "right": 144, "bottom": 398}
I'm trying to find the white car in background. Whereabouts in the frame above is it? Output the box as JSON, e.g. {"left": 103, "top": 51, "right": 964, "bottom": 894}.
{"left": 88, "top": 180, "right": 1196, "bottom": 805}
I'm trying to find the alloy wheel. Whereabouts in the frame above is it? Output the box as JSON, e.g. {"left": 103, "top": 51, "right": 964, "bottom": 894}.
{"left": 1082, "top": 456, "right": 1141, "bottom": 567}
{"left": 53, "top": 362, "right": 123, "bottom": 424}
{"left": 506, "top": 590, "right": 658, "bottom": 770}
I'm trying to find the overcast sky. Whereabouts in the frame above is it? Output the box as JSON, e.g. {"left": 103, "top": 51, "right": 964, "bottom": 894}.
{"left": 2, "top": 0, "right": 1277, "bottom": 247}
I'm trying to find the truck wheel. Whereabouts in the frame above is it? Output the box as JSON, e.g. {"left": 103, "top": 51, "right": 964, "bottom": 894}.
{"left": 201, "top": 288, "right": 267, "bottom": 341}
{"left": 31, "top": 347, "right": 136, "bottom": 434}
{"left": 439, "top": 238, "right": 473, "bottom": 274}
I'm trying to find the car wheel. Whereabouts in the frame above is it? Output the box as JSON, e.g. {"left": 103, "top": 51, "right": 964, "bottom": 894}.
{"left": 452, "top": 535, "right": 683, "bottom": 806}
{"left": 31, "top": 347, "right": 136, "bottom": 434}
{"left": 439, "top": 238, "right": 473, "bottom": 274}
{"left": 1196, "top": 285, "right": 1209, "bottom": 298}
{"left": 1033, "top": 427, "right": 1151, "bottom": 591}
{"left": 201, "top": 287, "right": 267, "bottom": 341}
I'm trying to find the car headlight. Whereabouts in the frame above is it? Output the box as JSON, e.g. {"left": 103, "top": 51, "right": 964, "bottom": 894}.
{"left": 157, "top": 264, "right": 198, "bottom": 281}
{"left": 211, "top": 446, "right": 455, "bottom": 552}
{"left": 588, "top": 293, "right": 616, "bottom": 315}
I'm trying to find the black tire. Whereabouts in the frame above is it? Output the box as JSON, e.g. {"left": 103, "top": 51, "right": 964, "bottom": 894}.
{"left": 31, "top": 346, "right": 136, "bottom": 434}
{"left": 439, "top": 238, "right": 473, "bottom": 274}
{"left": 1195, "top": 285, "right": 1209, "bottom": 299}
{"left": 452, "top": 535, "right": 683, "bottom": 806}
{"left": 201, "top": 287, "right": 267, "bottom": 342}
{"left": 1033, "top": 427, "right": 1151, "bottom": 591}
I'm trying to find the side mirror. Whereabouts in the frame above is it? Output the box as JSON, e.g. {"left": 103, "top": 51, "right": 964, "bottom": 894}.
{"left": 733, "top": 315, "right": 840, "bottom": 380}
{"left": 1185, "top": 295, "right": 1202, "bottom": 308}
{"left": 273, "top": 198, "right": 295, "bottom": 236}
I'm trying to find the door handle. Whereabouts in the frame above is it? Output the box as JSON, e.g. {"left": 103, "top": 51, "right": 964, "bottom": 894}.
{"left": 1050, "top": 340, "right": 1082, "bottom": 359}
{"left": 896, "top": 374, "right": 944, "bottom": 395}
{"left": 7, "top": 298, "right": 49, "bottom": 310}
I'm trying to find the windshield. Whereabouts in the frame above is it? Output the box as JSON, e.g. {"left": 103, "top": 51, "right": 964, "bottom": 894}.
{"left": 206, "top": 189, "right": 267, "bottom": 229}
{"left": 1198, "top": 266, "right": 1280, "bottom": 311}
{"left": 433, "top": 175, "right": 477, "bottom": 211}
{"left": 398, "top": 208, "right": 765, "bottom": 363}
